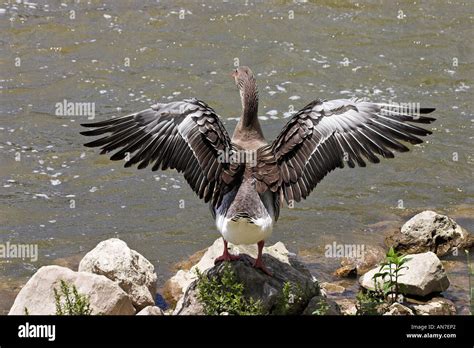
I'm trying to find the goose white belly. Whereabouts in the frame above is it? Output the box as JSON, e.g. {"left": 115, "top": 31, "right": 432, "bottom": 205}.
{"left": 216, "top": 214, "right": 273, "bottom": 245}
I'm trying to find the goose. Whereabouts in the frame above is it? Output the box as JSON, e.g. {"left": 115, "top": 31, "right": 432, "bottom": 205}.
{"left": 81, "top": 66, "right": 435, "bottom": 275}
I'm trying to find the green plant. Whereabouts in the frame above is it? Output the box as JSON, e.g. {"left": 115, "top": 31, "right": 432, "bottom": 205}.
{"left": 311, "top": 297, "right": 329, "bottom": 315}
{"left": 54, "top": 280, "right": 92, "bottom": 315}
{"left": 355, "top": 290, "right": 383, "bottom": 315}
{"left": 274, "top": 281, "right": 309, "bottom": 315}
{"left": 372, "top": 247, "right": 411, "bottom": 302}
{"left": 195, "top": 263, "right": 263, "bottom": 315}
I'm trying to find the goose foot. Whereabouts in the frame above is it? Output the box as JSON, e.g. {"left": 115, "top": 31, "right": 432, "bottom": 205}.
{"left": 253, "top": 240, "right": 273, "bottom": 276}
{"left": 253, "top": 258, "right": 273, "bottom": 276}
{"left": 214, "top": 239, "right": 240, "bottom": 264}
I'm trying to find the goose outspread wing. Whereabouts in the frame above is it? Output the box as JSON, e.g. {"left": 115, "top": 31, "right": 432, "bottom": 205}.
{"left": 81, "top": 98, "right": 242, "bottom": 206}
{"left": 271, "top": 98, "right": 436, "bottom": 203}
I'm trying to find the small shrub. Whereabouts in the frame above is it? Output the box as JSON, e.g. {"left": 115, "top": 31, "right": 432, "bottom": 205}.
{"left": 355, "top": 290, "right": 383, "bottom": 315}
{"left": 274, "top": 281, "right": 307, "bottom": 315}
{"left": 372, "top": 247, "right": 411, "bottom": 302}
{"left": 54, "top": 280, "right": 92, "bottom": 315}
{"left": 311, "top": 298, "right": 329, "bottom": 316}
{"left": 196, "top": 263, "right": 264, "bottom": 315}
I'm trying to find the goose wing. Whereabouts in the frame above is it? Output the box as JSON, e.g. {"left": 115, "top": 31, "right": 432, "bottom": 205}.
{"left": 81, "top": 98, "right": 242, "bottom": 206}
{"left": 271, "top": 98, "right": 436, "bottom": 203}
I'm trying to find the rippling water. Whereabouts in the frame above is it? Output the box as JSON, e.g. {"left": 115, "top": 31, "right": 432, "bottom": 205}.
{"left": 1, "top": 0, "right": 473, "bottom": 313}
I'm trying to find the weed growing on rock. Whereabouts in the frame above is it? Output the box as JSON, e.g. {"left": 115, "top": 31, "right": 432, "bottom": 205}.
{"left": 274, "top": 281, "right": 312, "bottom": 315}
{"left": 355, "top": 291, "right": 383, "bottom": 315}
{"left": 372, "top": 247, "right": 410, "bottom": 302}
{"left": 311, "top": 297, "right": 330, "bottom": 315}
{"left": 54, "top": 280, "right": 92, "bottom": 315}
{"left": 195, "top": 263, "right": 264, "bottom": 315}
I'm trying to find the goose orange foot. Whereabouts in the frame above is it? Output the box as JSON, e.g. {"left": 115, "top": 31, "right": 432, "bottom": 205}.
{"left": 214, "top": 239, "right": 241, "bottom": 264}
{"left": 252, "top": 240, "right": 273, "bottom": 276}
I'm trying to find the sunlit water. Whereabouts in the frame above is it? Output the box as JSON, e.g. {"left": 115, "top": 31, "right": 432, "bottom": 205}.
{"left": 1, "top": 0, "right": 473, "bottom": 314}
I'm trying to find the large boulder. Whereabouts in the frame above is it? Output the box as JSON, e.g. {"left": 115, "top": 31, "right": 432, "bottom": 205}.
{"left": 79, "top": 238, "right": 157, "bottom": 311}
{"left": 171, "top": 239, "right": 320, "bottom": 315}
{"left": 166, "top": 239, "right": 302, "bottom": 308}
{"left": 359, "top": 252, "right": 450, "bottom": 297}
{"left": 385, "top": 211, "right": 473, "bottom": 257}
{"left": 412, "top": 297, "right": 457, "bottom": 315}
{"left": 9, "top": 265, "right": 135, "bottom": 315}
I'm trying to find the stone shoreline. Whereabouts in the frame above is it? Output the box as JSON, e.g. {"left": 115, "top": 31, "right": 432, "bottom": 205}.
{"left": 7, "top": 210, "right": 474, "bottom": 316}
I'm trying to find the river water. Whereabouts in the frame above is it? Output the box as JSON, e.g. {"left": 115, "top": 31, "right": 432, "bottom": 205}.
{"left": 0, "top": 0, "right": 473, "bottom": 313}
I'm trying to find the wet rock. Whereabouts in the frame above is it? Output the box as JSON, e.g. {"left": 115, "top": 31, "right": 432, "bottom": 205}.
{"left": 385, "top": 211, "right": 474, "bottom": 257}
{"left": 302, "top": 296, "right": 341, "bottom": 315}
{"left": 8, "top": 265, "right": 135, "bottom": 315}
{"left": 412, "top": 297, "right": 457, "bottom": 315}
{"left": 383, "top": 302, "right": 414, "bottom": 315}
{"left": 136, "top": 305, "right": 164, "bottom": 315}
{"left": 334, "top": 265, "right": 357, "bottom": 278}
{"left": 79, "top": 238, "right": 157, "bottom": 311}
{"left": 334, "top": 298, "right": 357, "bottom": 315}
{"left": 335, "top": 245, "right": 386, "bottom": 277}
{"left": 320, "top": 282, "right": 345, "bottom": 295}
{"left": 359, "top": 252, "right": 450, "bottom": 297}
{"left": 172, "top": 239, "right": 319, "bottom": 315}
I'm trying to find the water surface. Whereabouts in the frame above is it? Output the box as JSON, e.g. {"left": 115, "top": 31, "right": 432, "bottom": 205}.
{"left": 0, "top": 0, "right": 473, "bottom": 313}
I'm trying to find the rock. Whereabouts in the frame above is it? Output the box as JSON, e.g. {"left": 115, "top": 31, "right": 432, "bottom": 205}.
{"left": 412, "top": 297, "right": 457, "bottom": 315}
{"left": 162, "top": 248, "right": 209, "bottom": 308}
{"left": 79, "top": 238, "right": 157, "bottom": 311}
{"left": 385, "top": 211, "right": 474, "bottom": 257}
{"left": 320, "top": 282, "right": 345, "bottom": 295}
{"left": 359, "top": 252, "right": 450, "bottom": 297}
{"left": 334, "top": 298, "right": 357, "bottom": 316}
{"left": 334, "top": 265, "right": 357, "bottom": 278}
{"left": 163, "top": 269, "right": 191, "bottom": 309}
{"left": 9, "top": 265, "right": 135, "bottom": 315}
{"left": 302, "top": 296, "right": 341, "bottom": 315}
{"left": 335, "top": 245, "right": 386, "bottom": 277}
{"left": 167, "top": 239, "right": 306, "bottom": 310}
{"left": 383, "top": 302, "right": 414, "bottom": 315}
{"left": 172, "top": 239, "right": 319, "bottom": 315}
{"left": 136, "top": 306, "right": 164, "bottom": 315}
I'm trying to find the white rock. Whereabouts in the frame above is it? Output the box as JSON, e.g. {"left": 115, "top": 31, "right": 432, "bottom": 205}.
{"left": 9, "top": 265, "right": 135, "bottom": 315}
{"left": 79, "top": 238, "right": 157, "bottom": 311}
{"left": 386, "top": 211, "right": 473, "bottom": 256}
{"left": 359, "top": 252, "right": 450, "bottom": 297}
{"left": 136, "top": 306, "right": 164, "bottom": 315}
